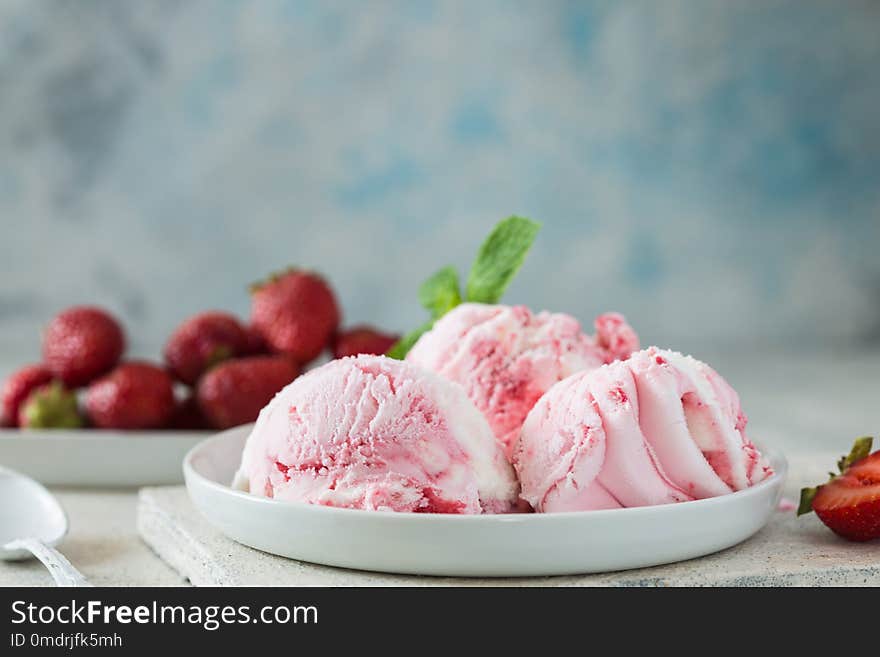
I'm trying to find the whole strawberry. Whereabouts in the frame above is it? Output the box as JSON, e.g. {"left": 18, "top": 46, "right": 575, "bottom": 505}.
{"left": 86, "top": 362, "right": 175, "bottom": 430}
{"left": 250, "top": 269, "right": 340, "bottom": 365}
{"left": 18, "top": 382, "right": 84, "bottom": 429}
{"left": 799, "top": 436, "right": 880, "bottom": 542}
{"left": 164, "top": 311, "right": 248, "bottom": 385}
{"left": 43, "top": 306, "right": 125, "bottom": 387}
{"left": 1, "top": 364, "right": 54, "bottom": 427}
{"left": 333, "top": 325, "right": 399, "bottom": 359}
{"left": 197, "top": 356, "right": 299, "bottom": 430}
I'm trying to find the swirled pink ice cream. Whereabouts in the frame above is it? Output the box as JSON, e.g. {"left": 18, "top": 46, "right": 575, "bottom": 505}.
{"left": 233, "top": 354, "right": 518, "bottom": 513}
{"left": 406, "top": 303, "right": 639, "bottom": 456}
{"left": 513, "top": 347, "right": 773, "bottom": 512}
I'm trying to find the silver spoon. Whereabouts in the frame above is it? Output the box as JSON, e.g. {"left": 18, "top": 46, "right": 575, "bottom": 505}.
{"left": 0, "top": 467, "right": 90, "bottom": 586}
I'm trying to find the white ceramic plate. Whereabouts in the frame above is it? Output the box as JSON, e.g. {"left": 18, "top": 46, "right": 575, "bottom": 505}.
{"left": 0, "top": 429, "right": 209, "bottom": 487}
{"left": 185, "top": 425, "right": 787, "bottom": 577}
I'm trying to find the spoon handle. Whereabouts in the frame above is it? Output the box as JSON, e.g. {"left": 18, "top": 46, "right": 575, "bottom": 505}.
{"left": 5, "top": 538, "right": 91, "bottom": 587}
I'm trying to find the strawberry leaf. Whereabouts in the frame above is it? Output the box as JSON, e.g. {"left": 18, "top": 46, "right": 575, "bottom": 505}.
{"left": 248, "top": 266, "right": 301, "bottom": 293}
{"left": 797, "top": 486, "right": 818, "bottom": 516}
{"left": 837, "top": 436, "right": 873, "bottom": 474}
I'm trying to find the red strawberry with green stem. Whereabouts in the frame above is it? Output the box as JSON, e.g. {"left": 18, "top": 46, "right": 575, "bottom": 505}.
{"left": 1, "top": 364, "right": 54, "bottom": 427}
{"left": 43, "top": 306, "right": 125, "bottom": 387}
{"left": 250, "top": 269, "right": 340, "bottom": 365}
{"left": 18, "top": 382, "right": 84, "bottom": 429}
{"left": 86, "top": 362, "right": 176, "bottom": 430}
{"left": 196, "top": 356, "right": 300, "bottom": 430}
{"left": 164, "top": 311, "right": 249, "bottom": 385}
{"left": 798, "top": 436, "right": 880, "bottom": 542}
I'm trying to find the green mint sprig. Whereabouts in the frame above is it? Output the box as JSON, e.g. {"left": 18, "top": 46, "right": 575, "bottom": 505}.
{"left": 418, "top": 265, "right": 461, "bottom": 319}
{"left": 385, "top": 320, "right": 435, "bottom": 360}
{"left": 466, "top": 216, "right": 541, "bottom": 304}
{"left": 387, "top": 216, "right": 541, "bottom": 359}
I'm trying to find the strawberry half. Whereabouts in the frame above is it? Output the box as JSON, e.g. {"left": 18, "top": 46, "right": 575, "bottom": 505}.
{"left": 799, "top": 436, "right": 880, "bottom": 542}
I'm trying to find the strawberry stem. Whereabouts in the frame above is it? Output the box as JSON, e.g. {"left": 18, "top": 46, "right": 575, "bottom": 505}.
{"left": 248, "top": 266, "right": 302, "bottom": 294}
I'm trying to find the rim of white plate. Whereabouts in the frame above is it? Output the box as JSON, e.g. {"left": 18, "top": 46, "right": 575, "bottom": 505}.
{"left": 183, "top": 426, "right": 788, "bottom": 523}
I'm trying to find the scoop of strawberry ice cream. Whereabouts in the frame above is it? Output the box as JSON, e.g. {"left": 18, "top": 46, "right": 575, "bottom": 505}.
{"left": 513, "top": 347, "right": 773, "bottom": 512}
{"left": 406, "top": 303, "right": 639, "bottom": 457}
{"left": 512, "top": 372, "right": 621, "bottom": 512}
{"left": 233, "top": 355, "right": 518, "bottom": 514}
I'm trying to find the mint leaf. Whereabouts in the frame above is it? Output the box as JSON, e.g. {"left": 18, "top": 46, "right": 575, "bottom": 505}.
{"left": 390, "top": 216, "right": 542, "bottom": 359}
{"left": 465, "top": 216, "right": 540, "bottom": 303}
{"left": 388, "top": 268, "right": 458, "bottom": 360}
{"left": 418, "top": 266, "right": 461, "bottom": 319}
{"left": 385, "top": 320, "right": 434, "bottom": 360}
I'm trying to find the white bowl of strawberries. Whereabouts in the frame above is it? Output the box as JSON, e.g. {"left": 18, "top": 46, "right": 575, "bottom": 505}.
{"left": 0, "top": 270, "right": 398, "bottom": 486}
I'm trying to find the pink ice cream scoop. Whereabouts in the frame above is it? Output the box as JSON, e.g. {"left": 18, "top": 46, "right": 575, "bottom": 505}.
{"left": 233, "top": 354, "right": 519, "bottom": 514}
{"left": 513, "top": 347, "right": 773, "bottom": 512}
{"left": 406, "top": 303, "right": 639, "bottom": 457}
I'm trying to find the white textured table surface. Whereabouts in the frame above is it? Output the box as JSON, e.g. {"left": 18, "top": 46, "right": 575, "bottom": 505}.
{"left": 0, "top": 489, "right": 184, "bottom": 586}
{"left": 1, "top": 348, "right": 878, "bottom": 586}
{"left": 136, "top": 457, "right": 880, "bottom": 586}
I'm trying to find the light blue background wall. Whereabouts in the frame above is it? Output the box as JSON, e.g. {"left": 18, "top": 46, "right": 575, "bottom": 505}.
{"left": 1, "top": 0, "right": 878, "bottom": 358}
